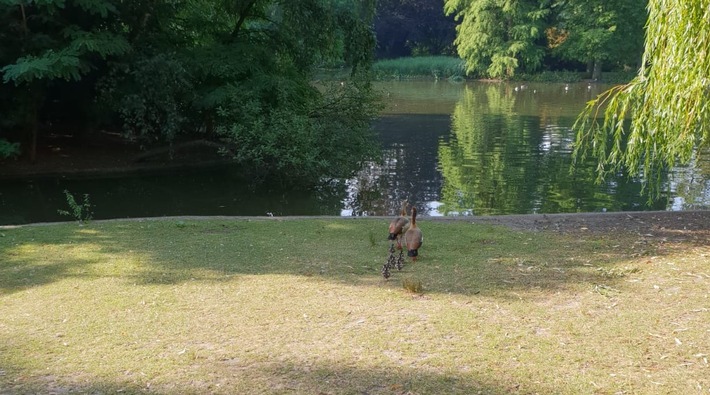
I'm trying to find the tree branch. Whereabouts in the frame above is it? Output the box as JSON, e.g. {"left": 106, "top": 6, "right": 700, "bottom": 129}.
{"left": 232, "top": 0, "right": 259, "bottom": 39}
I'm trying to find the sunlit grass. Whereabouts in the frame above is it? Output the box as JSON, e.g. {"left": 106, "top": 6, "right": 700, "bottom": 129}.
{"left": 1, "top": 218, "right": 708, "bottom": 394}
{"left": 373, "top": 56, "right": 466, "bottom": 80}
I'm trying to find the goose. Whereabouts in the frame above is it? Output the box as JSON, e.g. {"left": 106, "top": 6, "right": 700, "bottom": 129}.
{"left": 404, "top": 206, "right": 423, "bottom": 262}
{"left": 388, "top": 200, "right": 409, "bottom": 250}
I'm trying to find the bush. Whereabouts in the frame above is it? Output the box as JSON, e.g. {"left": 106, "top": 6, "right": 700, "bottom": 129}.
{"left": 0, "top": 139, "right": 20, "bottom": 159}
{"left": 215, "top": 76, "right": 382, "bottom": 186}
{"left": 100, "top": 53, "right": 194, "bottom": 146}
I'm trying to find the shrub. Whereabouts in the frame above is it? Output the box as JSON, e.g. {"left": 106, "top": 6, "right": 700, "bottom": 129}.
{"left": 0, "top": 139, "right": 20, "bottom": 159}
{"left": 215, "top": 76, "right": 382, "bottom": 186}
{"left": 57, "top": 190, "right": 93, "bottom": 224}
{"left": 100, "top": 53, "right": 194, "bottom": 146}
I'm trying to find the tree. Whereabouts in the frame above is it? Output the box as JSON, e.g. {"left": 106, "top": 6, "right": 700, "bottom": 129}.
{"left": 444, "top": 0, "right": 550, "bottom": 78}
{"left": 177, "top": 0, "right": 381, "bottom": 184}
{"left": 0, "top": 0, "right": 130, "bottom": 162}
{"left": 550, "top": 0, "right": 646, "bottom": 80}
{"left": 573, "top": 0, "right": 710, "bottom": 198}
{"left": 1, "top": 0, "right": 381, "bottom": 186}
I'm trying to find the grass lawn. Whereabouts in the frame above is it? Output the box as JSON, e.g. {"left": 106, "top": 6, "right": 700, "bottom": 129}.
{"left": 1, "top": 217, "right": 708, "bottom": 394}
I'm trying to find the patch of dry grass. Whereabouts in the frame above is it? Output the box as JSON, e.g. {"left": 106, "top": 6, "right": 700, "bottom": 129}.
{"left": 1, "top": 218, "right": 708, "bottom": 394}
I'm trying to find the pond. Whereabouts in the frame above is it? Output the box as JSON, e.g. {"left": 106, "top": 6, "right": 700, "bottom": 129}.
{"left": 1, "top": 81, "right": 709, "bottom": 225}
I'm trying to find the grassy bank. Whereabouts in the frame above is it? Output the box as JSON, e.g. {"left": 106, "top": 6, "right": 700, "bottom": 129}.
{"left": 372, "top": 56, "right": 466, "bottom": 81}
{"left": 1, "top": 218, "right": 708, "bottom": 394}
{"left": 367, "top": 56, "right": 635, "bottom": 84}
{"left": 317, "top": 58, "right": 635, "bottom": 84}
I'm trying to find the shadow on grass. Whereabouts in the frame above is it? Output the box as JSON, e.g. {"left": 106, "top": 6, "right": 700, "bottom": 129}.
{"left": 0, "top": 356, "right": 558, "bottom": 395}
{"left": 2, "top": 216, "right": 708, "bottom": 395}
{"left": 1, "top": 216, "right": 706, "bottom": 297}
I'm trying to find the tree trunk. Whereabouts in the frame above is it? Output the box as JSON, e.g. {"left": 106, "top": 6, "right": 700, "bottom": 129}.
{"left": 592, "top": 59, "right": 603, "bottom": 81}
{"left": 28, "top": 102, "right": 38, "bottom": 164}
{"left": 586, "top": 59, "right": 594, "bottom": 78}
{"left": 205, "top": 112, "right": 215, "bottom": 138}
{"left": 232, "top": 0, "right": 258, "bottom": 39}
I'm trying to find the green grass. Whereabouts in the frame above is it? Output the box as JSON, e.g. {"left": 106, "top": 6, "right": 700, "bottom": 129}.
{"left": 1, "top": 218, "right": 709, "bottom": 394}
{"left": 373, "top": 56, "right": 467, "bottom": 81}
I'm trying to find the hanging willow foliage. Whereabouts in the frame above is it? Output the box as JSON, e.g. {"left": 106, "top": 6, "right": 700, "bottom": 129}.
{"left": 572, "top": 0, "right": 710, "bottom": 198}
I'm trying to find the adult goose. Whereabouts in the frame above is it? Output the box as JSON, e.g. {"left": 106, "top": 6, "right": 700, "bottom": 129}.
{"left": 388, "top": 200, "right": 409, "bottom": 250}
{"left": 404, "top": 206, "right": 423, "bottom": 261}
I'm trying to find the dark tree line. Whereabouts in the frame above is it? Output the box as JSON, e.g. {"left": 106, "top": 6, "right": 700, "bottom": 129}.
{"left": 374, "top": 0, "right": 457, "bottom": 59}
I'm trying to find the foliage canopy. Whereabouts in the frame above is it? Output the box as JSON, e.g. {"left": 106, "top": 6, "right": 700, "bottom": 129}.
{"left": 445, "top": 0, "right": 550, "bottom": 78}
{"left": 0, "top": 0, "right": 380, "bottom": 185}
{"left": 444, "top": 0, "right": 647, "bottom": 79}
{"left": 572, "top": 0, "right": 710, "bottom": 197}
{"left": 550, "top": 0, "right": 646, "bottom": 80}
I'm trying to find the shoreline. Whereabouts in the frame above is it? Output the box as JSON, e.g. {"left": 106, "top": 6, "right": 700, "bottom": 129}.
{"left": 4, "top": 210, "right": 709, "bottom": 244}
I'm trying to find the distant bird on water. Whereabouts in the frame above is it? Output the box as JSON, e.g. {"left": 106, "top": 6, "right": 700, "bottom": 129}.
{"left": 404, "top": 206, "right": 423, "bottom": 262}
{"left": 388, "top": 200, "right": 410, "bottom": 250}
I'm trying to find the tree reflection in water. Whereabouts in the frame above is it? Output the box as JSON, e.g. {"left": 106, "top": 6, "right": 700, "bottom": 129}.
{"left": 342, "top": 81, "right": 708, "bottom": 216}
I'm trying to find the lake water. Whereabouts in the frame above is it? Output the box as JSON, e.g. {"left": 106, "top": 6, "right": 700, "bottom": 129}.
{"left": 1, "top": 81, "right": 709, "bottom": 225}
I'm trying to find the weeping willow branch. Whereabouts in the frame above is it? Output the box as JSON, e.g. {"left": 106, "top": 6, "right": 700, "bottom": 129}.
{"left": 572, "top": 0, "right": 710, "bottom": 199}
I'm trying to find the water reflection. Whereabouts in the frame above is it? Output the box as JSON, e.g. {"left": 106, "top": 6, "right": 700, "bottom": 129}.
{"left": 0, "top": 166, "right": 346, "bottom": 225}
{"left": 668, "top": 152, "right": 710, "bottom": 210}
{"left": 342, "top": 114, "right": 449, "bottom": 216}
{"left": 2, "top": 81, "right": 708, "bottom": 225}
{"left": 342, "top": 81, "right": 709, "bottom": 216}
